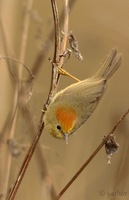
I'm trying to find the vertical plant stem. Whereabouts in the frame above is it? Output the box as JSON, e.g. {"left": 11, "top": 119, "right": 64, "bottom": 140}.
{"left": 0, "top": 1, "right": 34, "bottom": 200}
{"left": 7, "top": 0, "right": 61, "bottom": 199}
{"left": 7, "top": 0, "right": 71, "bottom": 199}
{"left": 19, "top": 0, "right": 34, "bottom": 75}
{"left": 60, "top": 0, "right": 69, "bottom": 57}
{"left": 31, "top": 0, "right": 76, "bottom": 75}
{"left": 51, "top": 0, "right": 60, "bottom": 62}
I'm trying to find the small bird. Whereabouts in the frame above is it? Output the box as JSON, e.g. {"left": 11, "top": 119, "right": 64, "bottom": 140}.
{"left": 44, "top": 48, "right": 122, "bottom": 143}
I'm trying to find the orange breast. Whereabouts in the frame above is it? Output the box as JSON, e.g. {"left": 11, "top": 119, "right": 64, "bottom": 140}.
{"left": 56, "top": 106, "right": 77, "bottom": 133}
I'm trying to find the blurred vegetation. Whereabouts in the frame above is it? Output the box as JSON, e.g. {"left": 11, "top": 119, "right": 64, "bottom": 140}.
{"left": 0, "top": 0, "right": 129, "bottom": 200}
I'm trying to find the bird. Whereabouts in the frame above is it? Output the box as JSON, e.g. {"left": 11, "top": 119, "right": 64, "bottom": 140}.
{"left": 44, "top": 48, "right": 122, "bottom": 143}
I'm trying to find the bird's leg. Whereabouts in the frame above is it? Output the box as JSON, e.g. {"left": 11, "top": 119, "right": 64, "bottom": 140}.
{"left": 58, "top": 67, "right": 80, "bottom": 82}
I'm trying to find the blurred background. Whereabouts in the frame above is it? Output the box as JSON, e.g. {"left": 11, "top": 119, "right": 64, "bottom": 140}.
{"left": 0, "top": 0, "right": 129, "bottom": 200}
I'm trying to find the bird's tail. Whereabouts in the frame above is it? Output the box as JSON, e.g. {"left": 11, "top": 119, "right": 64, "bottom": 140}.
{"left": 94, "top": 48, "right": 122, "bottom": 80}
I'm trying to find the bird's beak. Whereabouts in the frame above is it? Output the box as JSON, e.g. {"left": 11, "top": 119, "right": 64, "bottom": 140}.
{"left": 64, "top": 133, "right": 69, "bottom": 145}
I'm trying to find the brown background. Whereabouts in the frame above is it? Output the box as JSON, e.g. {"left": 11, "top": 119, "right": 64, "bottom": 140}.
{"left": 0, "top": 0, "right": 129, "bottom": 200}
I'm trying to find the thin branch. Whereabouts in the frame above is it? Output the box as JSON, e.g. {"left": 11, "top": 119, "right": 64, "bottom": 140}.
{"left": 21, "top": 106, "right": 57, "bottom": 198}
{"left": 31, "top": 0, "right": 77, "bottom": 75}
{"left": 0, "top": 19, "right": 15, "bottom": 57}
{"left": 51, "top": 0, "right": 60, "bottom": 62}
{"left": 7, "top": 0, "right": 67, "bottom": 199}
{"left": 59, "top": 0, "right": 69, "bottom": 64}
{"left": 43, "top": 0, "right": 61, "bottom": 106}
{"left": 3, "top": 3, "right": 33, "bottom": 199}
{"left": 2, "top": 1, "right": 33, "bottom": 200}
{"left": 0, "top": 19, "right": 16, "bottom": 200}
{"left": 55, "top": 108, "right": 129, "bottom": 200}
{"left": 45, "top": 0, "right": 70, "bottom": 108}
{"left": 7, "top": 122, "right": 45, "bottom": 200}
{"left": 0, "top": 56, "right": 34, "bottom": 80}
{"left": 19, "top": 0, "right": 34, "bottom": 65}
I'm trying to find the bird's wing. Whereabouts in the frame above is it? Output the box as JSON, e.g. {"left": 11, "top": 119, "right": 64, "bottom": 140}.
{"left": 54, "top": 78, "right": 106, "bottom": 103}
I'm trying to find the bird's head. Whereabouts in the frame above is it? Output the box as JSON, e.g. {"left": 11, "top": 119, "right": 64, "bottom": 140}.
{"left": 44, "top": 105, "right": 78, "bottom": 144}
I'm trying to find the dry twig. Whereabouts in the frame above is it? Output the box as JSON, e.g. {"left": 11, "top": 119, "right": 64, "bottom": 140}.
{"left": 31, "top": 0, "right": 77, "bottom": 75}
{"left": 55, "top": 108, "right": 129, "bottom": 200}
{"left": 7, "top": 0, "right": 70, "bottom": 199}
{"left": 0, "top": 3, "right": 34, "bottom": 198}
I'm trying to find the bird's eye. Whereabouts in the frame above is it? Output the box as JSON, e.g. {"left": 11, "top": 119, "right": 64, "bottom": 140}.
{"left": 56, "top": 125, "right": 61, "bottom": 131}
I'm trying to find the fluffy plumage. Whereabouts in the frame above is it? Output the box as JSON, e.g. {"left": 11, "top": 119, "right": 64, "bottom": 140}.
{"left": 44, "top": 48, "right": 122, "bottom": 141}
